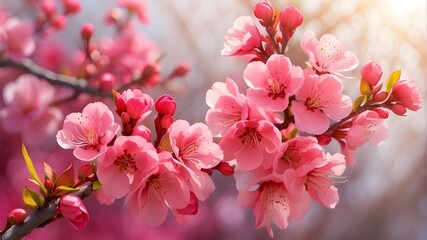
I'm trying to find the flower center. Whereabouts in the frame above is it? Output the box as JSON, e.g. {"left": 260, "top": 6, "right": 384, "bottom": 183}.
{"left": 114, "top": 149, "right": 137, "bottom": 172}
{"left": 281, "top": 148, "right": 300, "bottom": 168}
{"left": 86, "top": 130, "right": 99, "bottom": 146}
{"left": 239, "top": 127, "right": 262, "bottom": 148}
{"left": 305, "top": 97, "right": 321, "bottom": 111}
{"left": 267, "top": 82, "right": 286, "bottom": 100}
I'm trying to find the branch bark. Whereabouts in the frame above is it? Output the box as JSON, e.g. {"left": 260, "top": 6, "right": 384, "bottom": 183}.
{"left": 1, "top": 184, "right": 94, "bottom": 240}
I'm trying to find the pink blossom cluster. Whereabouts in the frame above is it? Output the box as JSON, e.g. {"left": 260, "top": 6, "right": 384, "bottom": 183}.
{"left": 211, "top": 0, "right": 422, "bottom": 237}
{"left": 56, "top": 90, "right": 226, "bottom": 227}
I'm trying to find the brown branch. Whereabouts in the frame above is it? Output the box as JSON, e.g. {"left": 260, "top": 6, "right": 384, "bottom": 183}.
{"left": 1, "top": 184, "right": 94, "bottom": 240}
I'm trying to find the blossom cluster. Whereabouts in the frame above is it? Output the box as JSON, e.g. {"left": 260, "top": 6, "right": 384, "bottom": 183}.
{"left": 210, "top": 0, "right": 422, "bottom": 237}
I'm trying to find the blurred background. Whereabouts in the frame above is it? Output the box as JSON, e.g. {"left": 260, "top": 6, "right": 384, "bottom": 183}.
{"left": 0, "top": 0, "right": 426, "bottom": 239}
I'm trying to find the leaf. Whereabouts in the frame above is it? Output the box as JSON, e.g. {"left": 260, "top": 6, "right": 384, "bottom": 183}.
{"left": 56, "top": 185, "right": 79, "bottom": 192}
{"left": 92, "top": 180, "right": 102, "bottom": 191}
{"left": 43, "top": 161, "right": 57, "bottom": 182}
{"left": 359, "top": 79, "right": 371, "bottom": 96}
{"left": 353, "top": 96, "right": 365, "bottom": 110}
{"left": 55, "top": 164, "right": 75, "bottom": 188}
{"left": 385, "top": 70, "right": 401, "bottom": 93}
{"left": 22, "top": 144, "right": 47, "bottom": 194}
{"left": 23, "top": 187, "right": 44, "bottom": 210}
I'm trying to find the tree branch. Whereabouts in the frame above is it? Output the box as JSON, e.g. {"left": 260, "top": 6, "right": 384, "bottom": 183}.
{"left": 1, "top": 184, "right": 94, "bottom": 240}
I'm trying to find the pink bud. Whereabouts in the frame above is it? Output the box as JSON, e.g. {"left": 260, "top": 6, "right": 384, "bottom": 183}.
{"left": 51, "top": 14, "right": 67, "bottom": 29}
{"left": 160, "top": 115, "right": 174, "bottom": 129}
{"left": 40, "top": 0, "right": 56, "bottom": 17}
{"left": 170, "top": 61, "right": 191, "bottom": 78}
{"left": 155, "top": 94, "right": 176, "bottom": 116}
{"left": 215, "top": 162, "right": 234, "bottom": 176}
{"left": 390, "top": 103, "right": 407, "bottom": 116}
{"left": 62, "top": 0, "right": 81, "bottom": 15}
{"left": 59, "top": 195, "right": 89, "bottom": 230}
{"left": 98, "top": 73, "right": 115, "bottom": 92}
{"left": 115, "top": 98, "right": 127, "bottom": 114}
{"left": 373, "top": 91, "right": 388, "bottom": 103}
{"left": 316, "top": 135, "right": 332, "bottom": 145}
{"left": 132, "top": 125, "right": 152, "bottom": 142}
{"left": 279, "top": 6, "right": 303, "bottom": 41}
{"left": 7, "top": 208, "right": 28, "bottom": 225}
{"left": 391, "top": 79, "right": 422, "bottom": 111}
{"left": 121, "top": 112, "right": 130, "bottom": 124}
{"left": 373, "top": 108, "right": 389, "bottom": 119}
{"left": 254, "top": 0, "right": 274, "bottom": 26}
{"left": 78, "top": 163, "right": 93, "bottom": 180}
{"left": 80, "top": 23, "right": 94, "bottom": 42}
{"left": 361, "top": 61, "right": 383, "bottom": 87}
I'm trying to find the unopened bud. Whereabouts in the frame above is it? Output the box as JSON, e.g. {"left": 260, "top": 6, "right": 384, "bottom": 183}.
{"left": 132, "top": 125, "right": 152, "bottom": 142}
{"left": 390, "top": 103, "right": 407, "bottom": 116}
{"left": 7, "top": 208, "right": 28, "bottom": 225}
{"left": 254, "top": 0, "right": 274, "bottom": 26}
{"left": 80, "top": 23, "right": 94, "bottom": 42}
{"left": 78, "top": 163, "right": 93, "bottom": 180}
{"left": 160, "top": 115, "right": 174, "bottom": 129}
{"left": 121, "top": 112, "right": 130, "bottom": 124}
{"left": 115, "top": 98, "right": 127, "bottom": 114}
{"left": 170, "top": 61, "right": 191, "bottom": 78}
{"left": 51, "top": 14, "right": 67, "bottom": 30}
{"left": 361, "top": 61, "right": 383, "bottom": 87}
{"left": 98, "top": 73, "right": 115, "bottom": 92}
{"left": 373, "top": 91, "right": 388, "bottom": 103}
{"left": 279, "top": 6, "right": 303, "bottom": 41}
{"left": 316, "top": 135, "right": 332, "bottom": 145}
{"left": 62, "top": 0, "right": 81, "bottom": 15}
{"left": 59, "top": 195, "right": 89, "bottom": 230}
{"left": 155, "top": 94, "right": 176, "bottom": 116}
{"left": 216, "top": 162, "right": 234, "bottom": 176}
{"left": 40, "top": 0, "right": 56, "bottom": 17}
{"left": 373, "top": 108, "right": 389, "bottom": 119}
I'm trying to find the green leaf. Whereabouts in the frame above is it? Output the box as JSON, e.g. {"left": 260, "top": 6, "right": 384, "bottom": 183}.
{"left": 385, "top": 70, "right": 401, "bottom": 93}
{"left": 55, "top": 164, "right": 75, "bottom": 188}
{"left": 92, "top": 180, "right": 102, "bottom": 191}
{"left": 359, "top": 79, "right": 371, "bottom": 96}
{"left": 23, "top": 187, "right": 44, "bottom": 210}
{"left": 56, "top": 185, "right": 79, "bottom": 192}
{"left": 43, "top": 161, "right": 57, "bottom": 182}
{"left": 22, "top": 144, "right": 47, "bottom": 194}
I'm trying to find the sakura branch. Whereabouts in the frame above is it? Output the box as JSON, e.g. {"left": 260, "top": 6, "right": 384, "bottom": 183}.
{"left": 0, "top": 0, "right": 423, "bottom": 239}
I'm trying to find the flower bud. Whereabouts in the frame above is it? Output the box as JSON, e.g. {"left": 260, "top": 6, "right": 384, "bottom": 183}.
{"left": 361, "top": 61, "right": 383, "bottom": 87}
{"left": 80, "top": 23, "right": 94, "bottom": 42}
{"left": 40, "top": 0, "right": 56, "bottom": 17}
{"left": 170, "top": 61, "right": 191, "bottom": 78}
{"left": 390, "top": 103, "right": 407, "bottom": 116}
{"left": 316, "top": 135, "right": 332, "bottom": 145}
{"left": 51, "top": 14, "right": 67, "bottom": 30}
{"left": 98, "top": 73, "right": 115, "bottom": 92}
{"left": 254, "top": 1, "right": 274, "bottom": 26}
{"left": 215, "top": 162, "right": 234, "bottom": 176}
{"left": 78, "top": 163, "right": 94, "bottom": 180}
{"left": 7, "top": 208, "right": 28, "bottom": 225}
{"left": 115, "top": 97, "right": 127, "bottom": 114}
{"left": 176, "top": 192, "right": 198, "bottom": 215}
{"left": 59, "top": 195, "right": 89, "bottom": 230}
{"left": 373, "top": 108, "right": 389, "bottom": 119}
{"left": 279, "top": 6, "right": 303, "bottom": 41}
{"left": 160, "top": 115, "right": 174, "bottom": 129}
{"left": 62, "top": 0, "right": 81, "bottom": 15}
{"left": 155, "top": 94, "right": 176, "bottom": 116}
{"left": 373, "top": 91, "right": 388, "bottom": 103}
{"left": 120, "top": 112, "right": 130, "bottom": 124}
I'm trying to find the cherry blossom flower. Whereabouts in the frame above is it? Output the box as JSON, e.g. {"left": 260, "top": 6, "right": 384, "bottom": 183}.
{"left": 0, "top": 17, "right": 35, "bottom": 60}
{"left": 58, "top": 195, "right": 89, "bottom": 230}
{"left": 237, "top": 172, "right": 310, "bottom": 238}
{"left": 125, "top": 152, "right": 190, "bottom": 227}
{"left": 243, "top": 54, "right": 304, "bottom": 112}
{"left": 220, "top": 120, "right": 281, "bottom": 171}
{"left": 221, "top": 16, "right": 261, "bottom": 57}
{"left": 205, "top": 78, "right": 250, "bottom": 136}
{"left": 346, "top": 110, "right": 389, "bottom": 150}
{"left": 286, "top": 153, "right": 346, "bottom": 209}
{"left": 0, "top": 74, "right": 62, "bottom": 144}
{"left": 166, "top": 120, "right": 223, "bottom": 200}
{"left": 114, "top": 89, "right": 154, "bottom": 123}
{"left": 56, "top": 102, "right": 120, "bottom": 161}
{"left": 360, "top": 60, "right": 383, "bottom": 87}
{"left": 390, "top": 78, "right": 422, "bottom": 111}
{"left": 300, "top": 30, "right": 358, "bottom": 76}
{"left": 279, "top": 6, "right": 303, "bottom": 42}
{"left": 291, "top": 73, "right": 352, "bottom": 134}
{"left": 273, "top": 136, "right": 324, "bottom": 173}
{"left": 97, "top": 136, "right": 159, "bottom": 199}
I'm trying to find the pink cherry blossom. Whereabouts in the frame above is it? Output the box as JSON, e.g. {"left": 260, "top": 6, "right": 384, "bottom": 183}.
{"left": 237, "top": 172, "right": 310, "bottom": 238}
{"left": 291, "top": 73, "right": 352, "bottom": 134}
{"left": 58, "top": 195, "right": 89, "bottom": 230}
{"left": 273, "top": 136, "right": 324, "bottom": 173}
{"left": 221, "top": 16, "right": 261, "bottom": 57}
{"left": 125, "top": 152, "right": 190, "bottom": 227}
{"left": 286, "top": 153, "right": 346, "bottom": 209}
{"left": 254, "top": 1, "right": 274, "bottom": 26}
{"left": 243, "top": 54, "right": 304, "bottom": 112}
{"left": 167, "top": 120, "right": 223, "bottom": 200}
{"left": 0, "top": 17, "right": 35, "bottom": 60}
{"left": 390, "top": 78, "right": 422, "bottom": 111}
{"left": 279, "top": 6, "right": 303, "bottom": 42}
{"left": 220, "top": 120, "right": 281, "bottom": 171}
{"left": 300, "top": 30, "right": 359, "bottom": 76}
{"left": 56, "top": 102, "right": 120, "bottom": 161}
{"left": 97, "top": 136, "right": 159, "bottom": 199}
{"left": 114, "top": 89, "right": 154, "bottom": 122}
{"left": 346, "top": 110, "right": 389, "bottom": 150}
{"left": 205, "top": 78, "right": 250, "bottom": 136}
{"left": 0, "top": 74, "right": 63, "bottom": 144}
{"left": 117, "top": 0, "right": 149, "bottom": 23}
